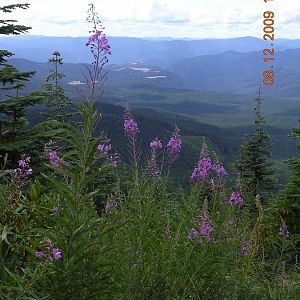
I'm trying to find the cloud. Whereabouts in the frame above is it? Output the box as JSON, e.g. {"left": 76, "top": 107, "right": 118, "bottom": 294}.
{"left": 1, "top": 0, "right": 299, "bottom": 38}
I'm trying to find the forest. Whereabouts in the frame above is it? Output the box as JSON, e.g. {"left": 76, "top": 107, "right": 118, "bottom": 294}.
{"left": 0, "top": 3, "right": 300, "bottom": 299}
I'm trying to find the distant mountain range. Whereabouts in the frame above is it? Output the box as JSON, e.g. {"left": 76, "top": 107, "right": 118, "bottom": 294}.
{"left": 1, "top": 35, "right": 300, "bottom": 66}
{"left": 168, "top": 48, "right": 300, "bottom": 97}
{"left": 6, "top": 46, "right": 300, "bottom": 99}
{"left": 2, "top": 35, "right": 300, "bottom": 98}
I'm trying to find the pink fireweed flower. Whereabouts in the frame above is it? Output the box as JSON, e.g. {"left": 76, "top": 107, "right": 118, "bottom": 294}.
{"left": 96, "top": 140, "right": 118, "bottom": 169}
{"left": 190, "top": 141, "right": 227, "bottom": 183}
{"left": 124, "top": 118, "right": 139, "bottom": 137}
{"left": 147, "top": 138, "right": 162, "bottom": 178}
{"left": 279, "top": 222, "right": 289, "bottom": 237}
{"left": 124, "top": 105, "right": 140, "bottom": 167}
{"left": 36, "top": 239, "right": 62, "bottom": 262}
{"left": 188, "top": 228, "right": 200, "bottom": 240}
{"left": 188, "top": 198, "right": 213, "bottom": 244}
{"left": 229, "top": 191, "right": 244, "bottom": 207}
{"left": 110, "top": 153, "right": 119, "bottom": 169}
{"left": 212, "top": 163, "right": 228, "bottom": 177}
{"left": 166, "top": 126, "right": 182, "bottom": 165}
{"left": 52, "top": 248, "right": 62, "bottom": 261}
{"left": 150, "top": 138, "right": 163, "bottom": 150}
{"left": 110, "top": 151, "right": 120, "bottom": 169}
{"left": 47, "top": 150, "right": 64, "bottom": 167}
{"left": 11, "top": 155, "right": 32, "bottom": 188}
{"left": 191, "top": 155, "right": 213, "bottom": 182}
{"left": 97, "top": 142, "right": 112, "bottom": 158}
{"left": 18, "top": 156, "right": 30, "bottom": 168}
{"left": 124, "top": 105, "right": 139, "bottom": 138}
{"left": 35, "top": 251, "right": 45, "bottom": 259}
{"left": 86, "top": 30, "right": 111, "bottom": 55}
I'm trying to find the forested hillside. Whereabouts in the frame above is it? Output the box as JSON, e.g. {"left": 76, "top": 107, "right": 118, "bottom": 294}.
{"left": 1, "top": 3, "right": 300, "bottom": 299}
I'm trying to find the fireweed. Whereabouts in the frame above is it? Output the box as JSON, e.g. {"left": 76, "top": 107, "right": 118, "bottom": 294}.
{"left": 212, "top": 163, "right": 228, "bottom": 177}
{"left": 85, "top": 3, "right": 111, "bottom": 102}
{"left": 228, "top": 182, "right": 244, "bottom": 207}
{"left": 96, "top": 140, "right": 119, "bottom": 168}
{"left": 47, "top": 150, "right": 65, "bottom": 167}
{"left": 146, "top": 138, "right": 163, "bottom": 179}
{"left": 191, "top": 141, "right": 227, "bottom": 183}
{"left": 124, "top": 105, "right": 140, "bottom": 181}
{"left": 166, "top": 125, "right": 182, "bottom": 166}
{"left": 279, "top": 222, "right": 289, "bottom": 238}
{"left": 97, "top": 141, "right": 112, "bottom": 158}
{"left": 228, "top": 191, "right": 244, "bottom": 207}
{"left": 124, "top": 105, "right": 139, "bottom": 139}
{"left": 35, "top": 239, "right": 62, "bottom": 262}
{"left": 10, "top": 154, "right": 32, "bottom": 188}
{"left": 188, "top": 198, "right": 214, "bottom": 244}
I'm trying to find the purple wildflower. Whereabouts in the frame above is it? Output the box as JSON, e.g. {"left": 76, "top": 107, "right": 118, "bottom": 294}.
{"left": 35, "top": 251, "right": 45, "bottom": 259}
{"left": 18, "top": 156, "right": 30, "bottom": 168}
{"left": 110, "top": 151, "right": 119, "bottom": 169}
{"left": 279, "top": 222, "right": 289, "bottom": 237}
{"left": 11, "top": 155, "right": 32, "bottom": 188}
{"left": 52, "top": 248, "right": 62, "bottom": 261}
{"left": 150, "top": 138, "right": 163, "bottom": 150}
{"left": 188, "top": 228, "right": 200, "bottom": 240}
{"left": 111, "top": 159, "right": 117, "bottom": 168}
{"left": 190, "top": 141, "right": 214, "bottom": 183}
{"left": 191, "top": 156, "right": 213, "bottom": 182}
{"left": 47, "top": 150, "right": 64, "bottom": 167}
{"left": 124, "top": 106, "right": 140, "bottom": 169}
{"left": 86, "top": 30, "right": 111, "bottom": 55}
{"left": 166, "top": 126, "right": 182, "bottom": 165}
{"left": 95, "top": 140, "right": 119, "bottom": 169}
{"left": 229, "top": 191, "right": 244, "bottom": 207}
{"left": 124, "top": 105, "right": 139, "bottom": 139}
{"left": 188, "top": 198, "right": 214, "bottom": 244}
{"left": 212, "top": 163, "right": 228, "bottom": 177}
{"left": 97, "top": 142, "right": 112, "bottom": 158}
{"left": 124, "top": 119, "right": 139, "bottom": 138}
{"left": 147, "top": 138, "right": 162, "bottom": 179}
{"left": 35, "top": 239, "right": 62, "bottom": 262}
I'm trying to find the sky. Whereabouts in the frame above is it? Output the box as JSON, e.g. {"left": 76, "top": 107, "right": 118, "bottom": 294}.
{"left": 1, "top": 0, "right": 300, "bottom": 39}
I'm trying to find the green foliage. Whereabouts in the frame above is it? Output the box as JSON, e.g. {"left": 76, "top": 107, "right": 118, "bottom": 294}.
{"left": 42, "top": 51, "right": 70, "bottom": 121}
{"left": 0, "top": 3, "right": 33, "bottom": 85}
{"left": 0, "top": 3, "right": 31, "bottom": 36}
{"left": 276, "top": 118, "right": 300, "bottom": 233}
{"left": 1, "top": 100, "right": 299, "bottom": 299}
{"left": 0, "top": 3, "right": 49, "bottom": 168}
{"left": 237, "top": 92, "right": 274, "bottom": 198}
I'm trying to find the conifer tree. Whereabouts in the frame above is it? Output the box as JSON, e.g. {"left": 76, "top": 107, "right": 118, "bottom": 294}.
{"left": 43, "top": 51, "right": 70, "bottom": 121}
{"left": 277, "top": 118, "right": 300, "bottom": 232}
{"left": 237, "top": 90, "right": 274, "bottom": 198}
{"left": 0, "top": 3, "right": 45, "bottom": 162}
{"left": 0, "top": 3, "right": 33, "bottom": 87}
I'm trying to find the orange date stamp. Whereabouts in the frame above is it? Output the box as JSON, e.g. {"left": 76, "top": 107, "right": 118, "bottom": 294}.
{"left": 262, "top": 0, "right": 275, "bottom": 86}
